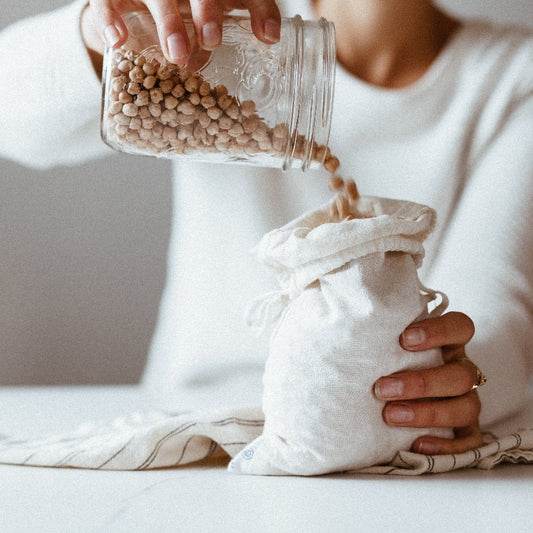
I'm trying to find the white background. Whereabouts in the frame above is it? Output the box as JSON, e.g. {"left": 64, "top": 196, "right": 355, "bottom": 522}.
{"left": 1, "top": 0, "right": 532, "bottom": 385}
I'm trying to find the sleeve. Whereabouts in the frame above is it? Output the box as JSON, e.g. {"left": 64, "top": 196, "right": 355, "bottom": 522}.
{"left": 426, "top": 75, "right": 533, "bottom": 428}
{"left": 0, "top": 0, "right": 112, "bottom": 169}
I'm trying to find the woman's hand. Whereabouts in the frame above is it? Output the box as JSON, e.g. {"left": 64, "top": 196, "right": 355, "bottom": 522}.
{"left": 87, "top": 0, "right": 281, "bottom": 64}
{"left": 374, "top": 312, "right": 484, "bottom": 455}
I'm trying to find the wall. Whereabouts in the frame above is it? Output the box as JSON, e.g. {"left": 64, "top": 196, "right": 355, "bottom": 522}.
{"left": 1, "top": 0, "right": 532, "bottom": 384}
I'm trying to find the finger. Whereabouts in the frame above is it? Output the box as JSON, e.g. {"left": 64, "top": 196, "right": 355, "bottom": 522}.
{"left": 89, "top": 0, "right": 130, "bottom": 47}
{"left": 146, "top": 0, "right": 191, "bottom": 64}
{"left": 412, "top": 425, "right": 484, "bottom": 455}
{"left": 374, "top": 358, "right": 480, "bottom": 400}
{"left": 400, "top": 312, "right": 475, "bottom": 352}
{"left": 189, "top": 0, "right": 224, "bottom": 50}
{"left": 382, "top": 391, "right": 481, "bottom": 428}
{"left": 245, "top": 0, "right": 282, "bottom": 44}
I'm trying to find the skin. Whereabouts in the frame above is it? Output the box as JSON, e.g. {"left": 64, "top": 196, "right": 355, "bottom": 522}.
{"left": 81, "top": 0, "right": 484, "bottom": 454}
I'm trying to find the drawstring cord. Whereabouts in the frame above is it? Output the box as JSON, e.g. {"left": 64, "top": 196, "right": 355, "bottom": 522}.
{"left": 418, "top": 281, "right": 449, "bottom": 317}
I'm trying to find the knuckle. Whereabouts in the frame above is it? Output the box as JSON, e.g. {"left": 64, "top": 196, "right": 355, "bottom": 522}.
{"left": 472, "top": 431, "right": 484, "bottom": 448}
{"left": 448, "top": 311, "right": 475, "bottom": 342}
{"left": 461, "top": 393, "right": 482, "bottom": 424}
{"left": 470, "top": 392, "right": 482, "bottom": 418}
{"left": 428, "top": 318, "right": 448, "bottom": 344}
{"left": 457, "top": 360, "right": 477, "bottom": 393}
{"left": 413, "top": 371, "right": 429, "bottom": 397}
{"left": 92, "top": 3, "right": 117, "bottom": 25}
{"left": 247, "top": 0, "right": 280, "bottom": 16}
{"left": 154, "top": 18, "right": 180, "bottom": 38}
{"left": 421, "top": 403, "right": 438, "bottom": 426}
{"left": 194, "top": 0, "right": 221, "bottom": 13}
{"left": 455, "top": 312, "right": 475, "bottom": 340}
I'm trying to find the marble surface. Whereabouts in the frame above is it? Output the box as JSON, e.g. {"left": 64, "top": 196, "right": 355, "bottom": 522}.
{"left": 1, "top": 386, "right": 532, "bottom": 533}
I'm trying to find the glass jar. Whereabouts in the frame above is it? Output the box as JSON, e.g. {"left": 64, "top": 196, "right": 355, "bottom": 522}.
{"left": 101, "top": 11, "right": 336, "bottom": 171}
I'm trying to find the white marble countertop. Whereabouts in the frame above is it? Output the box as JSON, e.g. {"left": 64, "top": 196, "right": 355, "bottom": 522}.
{"left": 1, "top": 386, "right": 532, "bottom": 533}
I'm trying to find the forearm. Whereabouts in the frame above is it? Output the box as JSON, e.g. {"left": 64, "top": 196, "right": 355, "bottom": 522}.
{"left": 0, "top": 0, "right": 109, "bottom": 169}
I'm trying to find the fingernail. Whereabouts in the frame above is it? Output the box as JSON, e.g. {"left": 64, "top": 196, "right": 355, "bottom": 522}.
{"left": 167, "top": 32, "right": 189, "bottom": 63}
{"left": 415, "top": 440, "right": 440, "bottom": 455}
{"left": 402, "top": 327, "right": 426, "bottom": 347}
{"left": 264, "top": 19, "right": 281, "bottom": 43}
{"left": 385, "top": 404, "right": 414, "bottom": 424}
{"left": 104, "top": 24, "right": 120, "bottom": 46}
{"left": 202, "top": 22, "right": 221, "bottom": 49}
{"left": 375, "top": 377, "right": 404, "bottom": 399}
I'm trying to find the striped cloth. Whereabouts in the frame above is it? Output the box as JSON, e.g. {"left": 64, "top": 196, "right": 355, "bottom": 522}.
{"left": 0, "top": 407, "right": 531, "bottom": 474}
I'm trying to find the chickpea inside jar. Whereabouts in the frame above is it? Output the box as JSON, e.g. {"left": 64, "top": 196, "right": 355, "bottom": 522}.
{"left": 101, "top": 10, "right": 337, "bottom": 172}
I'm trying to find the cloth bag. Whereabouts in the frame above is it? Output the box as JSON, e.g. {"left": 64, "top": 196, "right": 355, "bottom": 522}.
{"left": 229, "top": 196, "right": 453, "bottom": 476}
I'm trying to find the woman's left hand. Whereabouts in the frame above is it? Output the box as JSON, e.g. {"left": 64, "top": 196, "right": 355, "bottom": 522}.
{"left": 373, "top": 312, "right": 484, "bottom": 455}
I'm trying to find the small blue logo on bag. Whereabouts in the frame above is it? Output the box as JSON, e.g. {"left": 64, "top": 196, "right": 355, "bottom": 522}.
{"left": 243, "top": 448, "right": 254, "bottom": 460}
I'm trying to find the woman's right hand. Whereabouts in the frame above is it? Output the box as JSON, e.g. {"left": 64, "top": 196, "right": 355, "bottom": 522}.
{"left": 86, "top": 0, "right": 281, "bottom": 65}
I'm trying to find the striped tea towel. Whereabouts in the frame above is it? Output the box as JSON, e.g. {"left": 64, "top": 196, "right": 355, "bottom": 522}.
{"left": 0, "top": 406, "right": 531, "bottom": 474}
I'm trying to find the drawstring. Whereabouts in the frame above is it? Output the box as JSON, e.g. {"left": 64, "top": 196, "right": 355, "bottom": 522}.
{"left": 245, "top": 290, "right": 291, "bottom": 336}
{"left": 418, "top": 281, "right": 449, "bottom": 317}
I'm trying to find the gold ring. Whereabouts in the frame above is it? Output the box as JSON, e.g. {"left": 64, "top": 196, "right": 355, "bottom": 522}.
{"left": 471, "top": 366, "right": 487, "bottom": 390}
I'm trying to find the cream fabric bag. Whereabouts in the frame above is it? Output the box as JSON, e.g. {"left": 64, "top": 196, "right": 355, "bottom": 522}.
{"left": 229, "top": 196, "right": 452, "bottom": 476}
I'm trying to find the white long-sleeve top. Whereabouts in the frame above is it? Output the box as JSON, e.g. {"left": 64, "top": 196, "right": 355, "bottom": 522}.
{"left": 1, "top": 0, "right": 532, "bottom": 427}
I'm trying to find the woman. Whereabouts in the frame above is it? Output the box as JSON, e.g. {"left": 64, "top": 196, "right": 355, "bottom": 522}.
{"left": 1, "top": 0, "right": 532, "bottom": 456}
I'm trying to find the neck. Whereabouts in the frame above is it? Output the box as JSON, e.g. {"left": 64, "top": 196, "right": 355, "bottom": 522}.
{"left": 312, "top": 0, "right": 459, "bottom": 88}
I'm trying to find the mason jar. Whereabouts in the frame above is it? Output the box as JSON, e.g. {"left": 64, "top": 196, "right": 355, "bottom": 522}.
{"left": 101, "top": 10, "right": 336, "bottom": 171}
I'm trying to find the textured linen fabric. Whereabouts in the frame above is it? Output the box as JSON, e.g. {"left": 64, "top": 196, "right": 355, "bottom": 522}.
{"left": 1, "top": 1, "right": 532, "bottom": 432}
{"left": 229, "top": 197, "right": 452, "bottom": 475}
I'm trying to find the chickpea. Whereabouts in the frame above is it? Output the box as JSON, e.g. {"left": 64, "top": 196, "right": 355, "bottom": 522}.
{"left": 198, "top": 111, "right": 211, "bottom": 128}
{"left": 328, "top": 176, "right": 345, "bottom": 191}
{"left": 118, "top": 91, "right": 133, "bottom": 104}
{"left": 225, "top": 103, "right": 240, "bottom": 120}
{"left": 160, "top": 79, "right": 174, "bottom": 94}
{"left": 127, "top": 82, "right": 141, "bottom": 95}
{"left": 143, "top": 75, "right": 157, "bottom": 90}
{"left": 171, "top": 84, "right": 185, "bottom": 99}
{"left": 148, "top": 103, "right": 162, "bottom": 117}
{"left": 177, "top": 101, "right": 196, "bottom": 115}
{"left": 206, "top": 107, "right": 223, "bottom": 120}
{"left": 118, "top": 59, "right": 133, "bottom": 73}
{"left": 184, "top": 75, "right": 200, "bottom": 93}
{"left": 218, "top": 116, "right": 233, "bottom": 130}
{"left": 323, "top": 155, "right": 340, "bottom": 174}
{"left": 150, "top": 88, "right": 164, "bottom": 104}
{"left": 240, "top": 100, "right": 256, "bottom": 117}
{"left": 122, "top": 103, "right": 138, "bottom": 117}
{"left": 228, "top": 123, "right": 244, "bottom": 137}
{"left": 188, "top": 93, "right": 201, "bottom": 106}
{"left": 129, "top": 66, "right": 145, "bottom": 83}
{"left": 217, "top": 94, "right": 233, "bottom": 110}
{"left": 201, "top": 96, "right": 216, "bottom": 109}
{"left": 135, "top": 91, "right": 150, "bottom": 107}
{"left": 199, "top": 81, "right": 211, "bottom": 96}
{"left": 143, "top": 62, "right": 157, "bottom": 76}
{"left": 164, "top": 95, "right": 179, "bottom": 109}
